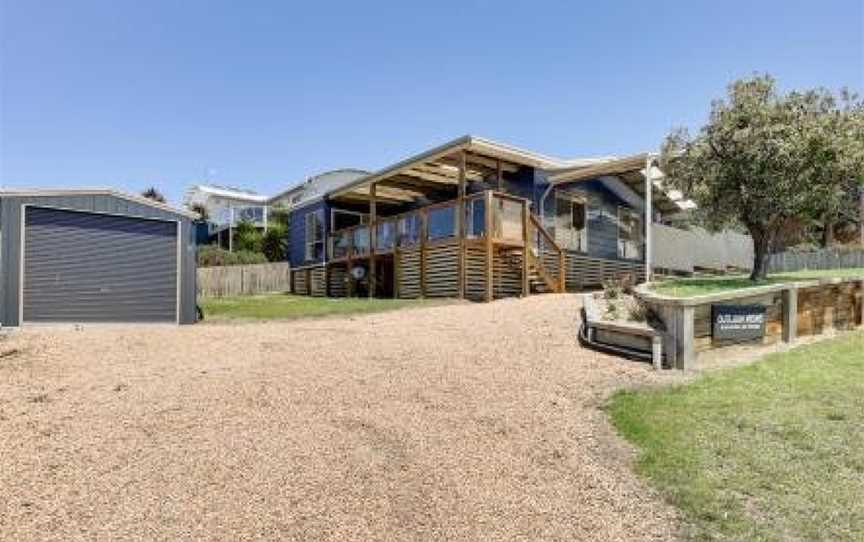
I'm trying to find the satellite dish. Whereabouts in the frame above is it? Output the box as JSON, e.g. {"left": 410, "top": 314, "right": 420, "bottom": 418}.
{"left": 350, "top": 266, "right": 366, "bottom": 280}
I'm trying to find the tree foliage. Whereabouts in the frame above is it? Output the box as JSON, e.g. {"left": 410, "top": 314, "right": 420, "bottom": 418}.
{"left": 189, "top": 203, "right": 209, "bottom": 222}
{"left": 197, "top": 246, "right": 267, "bottom": 267}
{"left": 661, "top": 75, "right": 864, "bottom": 280}
{"left": 262, "top": 223, "right": 288, "bottom": 262}
{"left": 141, "top": 186, "right": 167, "bottom": 203}
{"left": 232, "top": 220, "right": 263, "bottom": 253}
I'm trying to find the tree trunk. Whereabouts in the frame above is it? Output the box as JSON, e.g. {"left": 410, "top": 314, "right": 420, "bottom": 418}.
{"left": 822, "top": 217, "right": 835, "bottom": 248}
{"left": 859, "top": 190, "right": 864, "bottom": 247}
{"left": 749, "top": 227, "right": 771, "bottom": 282}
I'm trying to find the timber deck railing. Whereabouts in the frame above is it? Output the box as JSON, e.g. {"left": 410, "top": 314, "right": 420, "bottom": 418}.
{"left": 328, "top": 190, "right": 566, "bottom": 299}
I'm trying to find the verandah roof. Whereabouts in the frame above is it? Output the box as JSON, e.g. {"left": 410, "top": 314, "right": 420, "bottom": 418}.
{"left": 325, "top": 136, "right": 695, "bottom": 215}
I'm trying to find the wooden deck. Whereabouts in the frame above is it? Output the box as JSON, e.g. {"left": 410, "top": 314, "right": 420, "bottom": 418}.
{"left": 291, "top": 190, "right": 644, "bottom": 300}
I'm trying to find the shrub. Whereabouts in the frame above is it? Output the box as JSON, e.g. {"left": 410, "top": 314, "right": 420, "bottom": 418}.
{"left": 268, "top": 206, "right": 290, "bottom": 227}
{"left": 602, "top": 278, "right": 622, "bottom": 300}
{"left": 197, "top": 246, "right": 267, "bottom": 267}
{"left": 626, "top": 298, "right": 648, "bottom": 322}
{"left": 262, "top": 223, "right": 288, "bottom": 262}
{"left": 232, "top": 220, "right": 263, "bottom": 253}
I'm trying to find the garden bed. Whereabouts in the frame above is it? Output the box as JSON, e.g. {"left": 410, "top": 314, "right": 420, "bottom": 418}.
{"left": 637, "top": 275, "right": 864, "bottom": 370}
{"left": 580, "top": 289, "right": 666, "bottom": 369}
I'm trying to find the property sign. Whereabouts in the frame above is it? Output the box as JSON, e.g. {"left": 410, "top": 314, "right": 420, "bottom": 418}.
{"left": 712, "top": 304, "right": 767, "bottom": 342}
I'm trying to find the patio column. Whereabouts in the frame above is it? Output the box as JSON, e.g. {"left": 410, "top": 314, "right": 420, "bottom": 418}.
{"left": 457, "top": 151, "right": 466, "bottom": 299}
{"left": 369, "top": 183, "right": 377, "bottom": 298}
{"left": 485, "top": 190, "right": 494, "bottom": 302}
{"left": 644, "top": 155, "right": 654, "bottom": 283}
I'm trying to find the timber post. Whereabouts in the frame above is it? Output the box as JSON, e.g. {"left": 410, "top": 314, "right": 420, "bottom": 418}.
{"left": 420, "top": 208, "right": 427, "bottom": 298}
{"left": 521, "top": 199, "right": 530, "bottom": 296}
{"left": 393, "top": 224, "right": 400, "bottom": 299}
{"left": 782, "top": 287, "right": 798, "bottom": 343}
{"left": 457, "top": 151, "right": 466, "bottom": 299}
{"left": 558, "top": 251, "right": 566, "bottom": 293}
{"left": 675, "top": 305, "right": 696, "bottom": 370}
{"left": 369, "top": 183, "right": 377, "bottom": 298}
{"left": 346, "top": 231, "right": 354, "bottom": 297}
{"left": 860, "top": 280, "right": 864, "bottom": 327}
{"left": 485, "top": 190, "right": 494, "bottom": 302}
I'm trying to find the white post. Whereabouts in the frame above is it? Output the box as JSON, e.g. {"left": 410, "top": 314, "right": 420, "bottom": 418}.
{"left": 228, "top": 206, "right": 234, "bottom": 253}
{"left": 263, "top": 206, "right": 268, "bottom": 233}
{"left": 644, "top": 155, "right": 654, "bottom": 283}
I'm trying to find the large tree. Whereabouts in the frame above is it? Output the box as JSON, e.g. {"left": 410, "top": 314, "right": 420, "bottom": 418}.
{"left": 661, "top": 75, "right": 864, "bottom": 281}
{"left": 806, "top": 89, "right": 864, "bottom": 247}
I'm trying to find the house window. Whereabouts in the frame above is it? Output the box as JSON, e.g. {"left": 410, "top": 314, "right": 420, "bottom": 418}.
{"left": 465, "top": 198, "right": 486, "bottom": 238}
{"left": 617, "top": 207, "right": 643, "bottom": 260}
{"left": 427, "top": 204, "right": 456, "bottom": 241}
{"left": 555, "top": 193, "right": 588, "bottom": 252}
{"left": 398, "top": 214, "right": 421, "bottom": 247}
{"left": 304, "top": 210, "right": 324, "bottom": 261}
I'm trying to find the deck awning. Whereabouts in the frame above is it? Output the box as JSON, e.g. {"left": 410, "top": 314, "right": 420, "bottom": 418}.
{"left": 549, "top": 154, "right": 696, "bottom": 215}
{"left": 327, "top": 135, "right": 577, "bottom": 206}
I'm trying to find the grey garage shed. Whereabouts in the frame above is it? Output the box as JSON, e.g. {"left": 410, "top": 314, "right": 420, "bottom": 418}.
{"left": 0, "top": 189, "right": 198, "bottom": 326}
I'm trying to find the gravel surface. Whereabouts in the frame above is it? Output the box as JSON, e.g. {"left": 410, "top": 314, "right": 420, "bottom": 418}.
{"left": 0, "top": 294, "right": 680, "bottom": 541}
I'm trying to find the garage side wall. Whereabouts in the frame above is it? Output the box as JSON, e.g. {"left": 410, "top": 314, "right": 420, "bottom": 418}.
{"left": 0, "top": 195, "right": 197, "bottom": 326}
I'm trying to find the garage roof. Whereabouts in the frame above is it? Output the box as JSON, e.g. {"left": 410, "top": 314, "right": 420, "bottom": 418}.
{"left": 0, "top": 188, "right": 199, "bottom": 219}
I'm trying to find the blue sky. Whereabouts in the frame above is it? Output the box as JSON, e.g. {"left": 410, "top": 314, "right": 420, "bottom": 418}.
{"left": 1, "top": 0, "right": 862, "bottom": 205}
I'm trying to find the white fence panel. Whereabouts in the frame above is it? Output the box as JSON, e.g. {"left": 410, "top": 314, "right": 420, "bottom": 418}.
{"left": 652, "top": 224, "right": 753, "bottom": 273}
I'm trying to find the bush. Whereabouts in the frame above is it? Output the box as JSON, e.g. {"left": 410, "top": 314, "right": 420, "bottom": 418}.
{"left": 232, "top": 221, "right": 263, "bottom": 253}
{"left": 603, "top": 273, "right": 638, "bottom": 299}
{"left": 626, "top": 298, "right": 648, "bottom": 322}
{"left": 262, "top": 223, "right": 288, "bottom": 262}
{"left": 602, "top": 278, "right": 622, "bottom": 300}
{"left": 197, "top": 246, "right": 267, "bottom": 267}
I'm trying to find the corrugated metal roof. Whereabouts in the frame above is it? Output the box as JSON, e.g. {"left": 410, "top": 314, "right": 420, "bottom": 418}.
{"left": 0, "top": 187, "right": 198, "bottom": 218}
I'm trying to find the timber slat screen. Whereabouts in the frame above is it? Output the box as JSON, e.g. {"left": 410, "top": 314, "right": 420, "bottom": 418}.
{"left": 323, "top": 189, "right": 646, "bottom": 301}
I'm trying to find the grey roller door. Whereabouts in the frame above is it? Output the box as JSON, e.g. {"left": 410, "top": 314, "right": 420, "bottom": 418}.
{"left": 23, "top": 207, "right": 178, "bottom": 323}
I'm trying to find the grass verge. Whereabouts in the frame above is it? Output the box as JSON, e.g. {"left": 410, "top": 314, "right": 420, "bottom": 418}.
{"left": 651, "top": 268, "right": 864, "bottom": 298}
{"left": 200, "top": 294, "right": 445, "bottom": 321}
{"left": 608, "top": 332, "right": 864, "bottom": 541}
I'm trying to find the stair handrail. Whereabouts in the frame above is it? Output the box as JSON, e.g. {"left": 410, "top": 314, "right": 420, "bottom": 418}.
{"left": 527, "top": 213, "right": 566, "bottom": 293}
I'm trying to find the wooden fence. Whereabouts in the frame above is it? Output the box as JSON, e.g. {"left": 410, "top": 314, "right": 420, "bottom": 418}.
{"left": 197, "top": 262, "right": 292, "bottom": 297}
{"left": 768, "top": 249, "right": 864, "bottom": 273}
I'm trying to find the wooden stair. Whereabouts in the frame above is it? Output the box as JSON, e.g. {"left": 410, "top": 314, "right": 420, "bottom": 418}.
{"left": 500, "top": 246, "right": 561, "bottom": 294}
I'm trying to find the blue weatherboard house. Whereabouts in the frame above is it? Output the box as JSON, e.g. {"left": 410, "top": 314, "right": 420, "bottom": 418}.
{"left": 279, "top": 135, "right": 693, "bottom": 301}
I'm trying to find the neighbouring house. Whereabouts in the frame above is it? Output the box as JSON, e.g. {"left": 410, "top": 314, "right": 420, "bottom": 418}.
{"left": 268, "top": 169, "right": 371, "bottom": 209}
{"left": 283, "top": 135, "right": 694, "bottom": 300}
{"left": 184, "top": 184, "right": 270, "bottom": 248}
{"left": 0, "top": 188, "right": 198, "bottom": 326}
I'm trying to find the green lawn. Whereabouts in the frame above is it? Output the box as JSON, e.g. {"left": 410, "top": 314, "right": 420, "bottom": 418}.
{"left": 608, "top": 332, "right": 864, "bottom": 541}
{"left": 651, "top": 268, "right": 864, "bottom": 298}
{"left": 200, "top": 294, "right": 444, "bottom": 321}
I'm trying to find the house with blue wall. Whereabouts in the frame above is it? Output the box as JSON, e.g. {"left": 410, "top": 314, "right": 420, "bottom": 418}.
{"left": 283, "top": 135, "right": 693, "bottom": 300}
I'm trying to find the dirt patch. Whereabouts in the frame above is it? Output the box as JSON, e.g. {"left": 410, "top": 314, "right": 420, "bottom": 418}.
{"left": 0, "top": 294, "right": 681, "bottom": 541}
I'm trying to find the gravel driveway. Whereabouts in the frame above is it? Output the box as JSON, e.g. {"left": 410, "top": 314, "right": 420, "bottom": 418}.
{"left": 0, "top": 294, "right": 679, "bottom": 541}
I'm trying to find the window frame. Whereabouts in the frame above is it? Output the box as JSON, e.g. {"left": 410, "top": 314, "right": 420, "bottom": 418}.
{"left": 304, "top": 210, "right": 324, "bottom": 262}
{"left": 616, "top": 205, "right": 643, "bottom": 260}
{"left": 554, "top": 191, "right": 588, "bottom": 253}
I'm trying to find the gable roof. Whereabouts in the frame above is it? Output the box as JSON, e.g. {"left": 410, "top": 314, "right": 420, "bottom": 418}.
{"left": 185, "top": 184, "right": 269, "bottom": 203}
